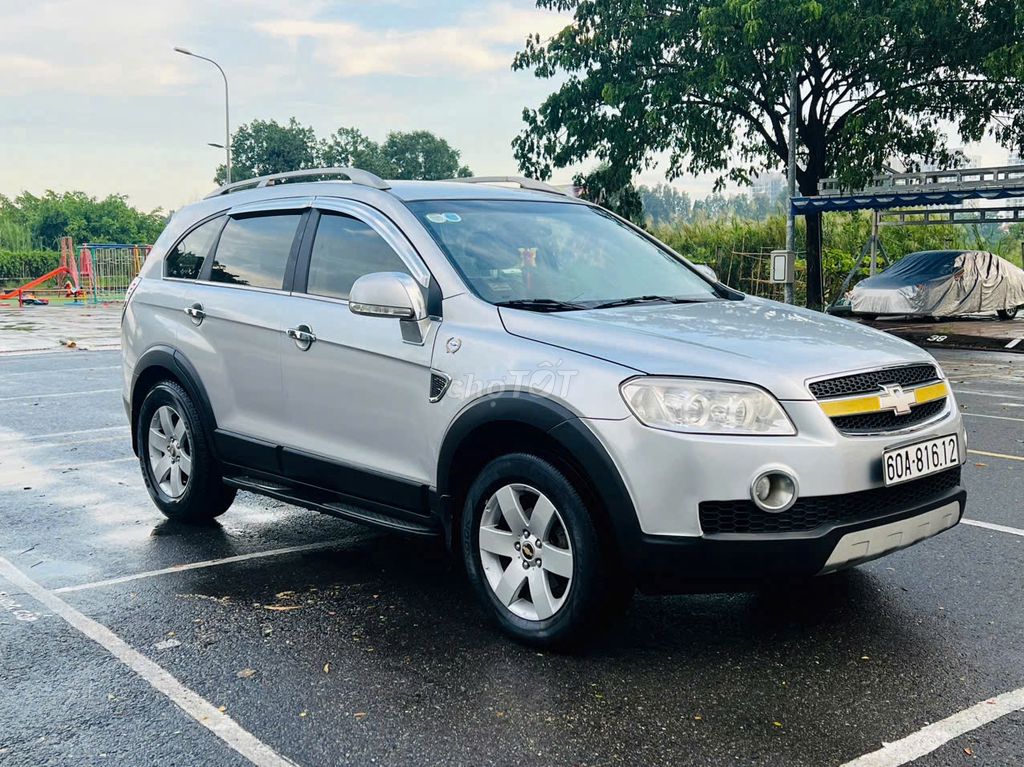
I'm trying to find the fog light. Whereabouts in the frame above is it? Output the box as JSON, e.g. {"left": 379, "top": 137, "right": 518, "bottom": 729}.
{"left": 750, "top": 470, "right": 798, "bottom": 513}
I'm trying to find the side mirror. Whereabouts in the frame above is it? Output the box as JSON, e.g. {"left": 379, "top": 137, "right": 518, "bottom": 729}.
{"left": 695, "top": 264, "right": 718, "bottom": 283}
{"left": 349, "top": 272, "right": 427, "bottom": 320}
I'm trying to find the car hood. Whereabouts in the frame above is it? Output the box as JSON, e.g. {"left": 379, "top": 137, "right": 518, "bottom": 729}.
{"left": 499, "top": 297, "right": 934, "bottom": 401}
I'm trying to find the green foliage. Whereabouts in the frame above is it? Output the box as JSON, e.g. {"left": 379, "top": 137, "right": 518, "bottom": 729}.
{"left": 217, "top": 120, "right": 473, "bottom": 184}
{"left": 513, "top": 0, "right": 1021, "bottom": 197}
{"left": 651, "top": 212, "right": 989, "bottom": 304}
{"left": 215, "top": 118, "right": 320, "bottom": 185}
{"left": 0, "top": 192, "right": 165, "bottom": 250}
{"left": 639, "top": 184, "right": 692, "bottom": 226}
{"left": 574, "top": 163, "right": 643, "bottom": 222}
{"left": 0, "top": 250, "right": 59, "bottom": 280}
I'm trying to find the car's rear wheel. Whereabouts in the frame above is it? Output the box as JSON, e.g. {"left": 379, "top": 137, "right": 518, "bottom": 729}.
{"left": 997, "top": 306, "right": 1020, "bottom": 321}
{"left": 136, "top": 380, "right": 235, "bottom": 523}
{"left": 461, "top": 453, "right": 632, "bottom": 648}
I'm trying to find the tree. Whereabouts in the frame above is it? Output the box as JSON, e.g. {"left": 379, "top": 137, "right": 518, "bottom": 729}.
{"left": 639, "top": 184, "right": 692, "bottom": 226}
{"left": 382, "top": 131, "right": 472, "bottom": 180}
{"left": 0, "top": 191, "right": 166, "bottom": 248}
{"left": 216, "top": 121, "right": 473, "bottom": 183}
{"left": 513, "top": 0, "right": 1021, "bottom": 308}
{"left": 321, "top": 127, "right": 395, "bottom": 178}
{"left": 216, "top": 118, "right": 320, "bottom": 184}
{"left": 575, "top": 163, "right": 642, "bottom": 222}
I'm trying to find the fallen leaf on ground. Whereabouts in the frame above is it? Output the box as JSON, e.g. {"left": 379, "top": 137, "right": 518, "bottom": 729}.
{"left": 264, "top": 604, "right": 302, "bottom": 612}
{"left": 964, "top": 747, "right": 974, "bottom": 756}
{"left": 975, "top": 463, "right": 987, "bottom": 468}
{"left": 236, "top": 668, "right": 256, "bottom": 679}
{"left": 217, "top": 705, "right": 227, "bottom": 713}
{"left": 354, "top": 712, "right": 367, "bottom": 721}
{"left": 772, "top": 721, "right": 783, "bottom": 728}
{"left": 323, "top": 663, "right": 330, "bottom": 674}
{"left": 275, "top": 591, "right": 296, "bottom": 599}
{"left": 153, "top": 638, "right": 181, "bottom": 650}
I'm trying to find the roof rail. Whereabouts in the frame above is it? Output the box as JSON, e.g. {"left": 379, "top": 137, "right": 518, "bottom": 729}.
{"left": 205, "top": 167, "right": 391, "bottom": 199}
{"left": 443, "top": 176, "right": 573, "bottom": 197}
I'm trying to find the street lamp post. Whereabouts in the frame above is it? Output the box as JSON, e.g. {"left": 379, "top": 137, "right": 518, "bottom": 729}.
{"left": 174, "top": 46, "right": 231, "bottom": 184}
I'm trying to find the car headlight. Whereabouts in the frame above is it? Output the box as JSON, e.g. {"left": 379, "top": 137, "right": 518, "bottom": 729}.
{"left": 620, "top": 377, "right": 796, "bottom": 435}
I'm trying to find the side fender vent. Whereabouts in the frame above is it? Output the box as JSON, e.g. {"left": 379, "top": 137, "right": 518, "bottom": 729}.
{"left": 429, "top": 372, "right": 451, "bottom": 403}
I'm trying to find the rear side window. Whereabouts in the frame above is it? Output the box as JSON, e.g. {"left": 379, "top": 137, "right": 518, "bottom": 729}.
{"left": 164, "top": 216, "right": 223, "bottom": 280}
{"left": 306, "top": 213, "right": 410, "bottom": 300}
{"left": 209, "top": 214, "right": 301, "bottom": 289}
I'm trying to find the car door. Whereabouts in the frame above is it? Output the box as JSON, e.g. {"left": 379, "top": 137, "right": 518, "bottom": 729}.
{"left": 278, "top": 199, "right": 439, "bottom": 504}
{"left": 179, "top": 199, "right": 309, "bottom": 472}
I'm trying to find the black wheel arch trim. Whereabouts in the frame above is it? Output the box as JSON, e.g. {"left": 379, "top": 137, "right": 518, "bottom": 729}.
{"left": 130, "top": 345, "right": 218, "bottom": 456}
{"left": 435, "top": 392, "right": 644, "bottom": 562}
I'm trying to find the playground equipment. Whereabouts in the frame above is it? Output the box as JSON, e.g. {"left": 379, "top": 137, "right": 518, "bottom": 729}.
{"left": 0, "top": 239, "right": 151, "bottom": 306}
{"left": 0, "top": 266, "right": 72, "bottom": 305}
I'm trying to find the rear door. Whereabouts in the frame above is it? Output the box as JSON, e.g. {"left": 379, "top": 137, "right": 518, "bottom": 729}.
{"left": 179, "top": 199, "right": 309, "bottom": 471}
{"left": 278, "top": 199, "right": 439, "bottom": 501}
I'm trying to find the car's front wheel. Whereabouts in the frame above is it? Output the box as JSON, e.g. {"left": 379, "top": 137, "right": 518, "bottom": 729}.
{"left": 997, "top": 306, "right": 1020, "bottom": 321}
{"left": 461, "top": 453, "right": 632, "bottom": 648}
{"left": 136, "top": 380, "right": 235, "bottom": 523}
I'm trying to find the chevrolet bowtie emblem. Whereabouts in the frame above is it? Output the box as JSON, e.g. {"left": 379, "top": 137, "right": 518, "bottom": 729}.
{"left": 877, "top": 383, "right": 916, "bottom": 416}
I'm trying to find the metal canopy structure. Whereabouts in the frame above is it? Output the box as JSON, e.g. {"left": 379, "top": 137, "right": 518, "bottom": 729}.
{"left": 790, "top": 164, "right": 1024, "bottom": 307}
{"left": 791, "top": 164, "right": 1024, "bottom": 215}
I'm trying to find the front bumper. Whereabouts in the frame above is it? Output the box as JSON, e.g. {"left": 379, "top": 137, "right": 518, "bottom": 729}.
{"left": 581, "top": 397, "right": 967, "bottom": 591}
{"left": 632, "top": 485, "right": 965, "bottom": 592}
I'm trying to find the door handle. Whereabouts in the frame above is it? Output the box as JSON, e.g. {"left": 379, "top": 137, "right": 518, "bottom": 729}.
{"left": 286, "top": 324, "right": 316, "bottom": 351}
{"left": 184, "top": 303, "right": 205, "bottom": 325}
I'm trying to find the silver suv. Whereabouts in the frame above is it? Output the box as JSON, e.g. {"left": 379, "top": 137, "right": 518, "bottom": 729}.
{"left": 123, "top": 168, "right": 967, "bottom": 646}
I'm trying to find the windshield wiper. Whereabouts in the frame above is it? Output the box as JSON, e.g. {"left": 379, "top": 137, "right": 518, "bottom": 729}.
{"left": 494, "top": 298, "right": 588, "bottom": 312}
{"left": 589, "top": 295, "right": 710, "bottom": 310}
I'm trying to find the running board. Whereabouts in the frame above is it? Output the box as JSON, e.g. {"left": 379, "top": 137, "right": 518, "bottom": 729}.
{"left": 224, "top": 475, "right": 441, "bottom": 538}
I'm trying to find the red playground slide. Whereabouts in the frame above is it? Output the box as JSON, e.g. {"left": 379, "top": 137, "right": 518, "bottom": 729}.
{"left": 0, "top": 266, "right": 71, "bottom": 304}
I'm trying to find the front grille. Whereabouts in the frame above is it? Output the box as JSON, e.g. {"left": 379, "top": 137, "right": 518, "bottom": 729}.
{"left": 832, "top": 398, "right": 947, "bottom": 434}
{"left": 809, "top": 364, "right": 938, "bottom": 399}
{"left": 698, "top": 466, "right": 961, "bottom": 535}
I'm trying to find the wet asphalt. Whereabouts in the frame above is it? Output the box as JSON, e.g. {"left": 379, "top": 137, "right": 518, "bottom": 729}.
{"left": 0, "top": 349, "right": 1021, "bottom": 767}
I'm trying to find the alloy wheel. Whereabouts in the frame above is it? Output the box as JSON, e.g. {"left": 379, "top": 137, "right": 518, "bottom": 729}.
{"left": 478, "top": 483, "right": 574, "bottom": 621}
{"left": 148, "top": 405, "right": 192, "bottom": 498}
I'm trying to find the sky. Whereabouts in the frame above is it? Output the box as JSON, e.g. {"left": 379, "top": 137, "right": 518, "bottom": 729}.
{"left": 0, "top": 0, "right": 1016, "bottom": 214}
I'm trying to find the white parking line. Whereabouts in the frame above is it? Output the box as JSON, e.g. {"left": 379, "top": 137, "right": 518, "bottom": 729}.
{"left": 53, "top": 539, "right": 349, "bottom": 593}
{"left": 954, "top": 389, "right": 1024, "bottom": 402}
{"left": 0, "top": 388, "right": 119, "bottom": 403}
{"left": 962, "top": 412, "right": 1024, "bottom": 423}
{"left": 0, "top": 426, "right": 127, "bottom": 444}
{"left": 840, "top": 686, "right": 1024, "bottom": 767}
{"left": 0, "top": 364, "right": 120, "bottom": 379}
{"left": 0, "top": 556, "right": 297, "bottom": 767}
{"left": 961, "top": 519, "right": 1024, "bottom": 538}
{"left": 968, "top": 449, "right": 1024, "bottom": 463}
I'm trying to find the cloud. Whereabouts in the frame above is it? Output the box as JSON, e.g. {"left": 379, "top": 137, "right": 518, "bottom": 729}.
{"left": 254, "top": 3, "right": 569, "bottom": 78}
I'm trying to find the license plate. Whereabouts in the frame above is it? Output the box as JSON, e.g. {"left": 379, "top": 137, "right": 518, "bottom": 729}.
{"left": 883, "top": 434, "right": 960, "bottom": 486}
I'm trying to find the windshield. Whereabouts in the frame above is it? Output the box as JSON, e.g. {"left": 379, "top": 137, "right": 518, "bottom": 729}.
{"left": 407, "top": 200, "right": 719, "bottom": 309}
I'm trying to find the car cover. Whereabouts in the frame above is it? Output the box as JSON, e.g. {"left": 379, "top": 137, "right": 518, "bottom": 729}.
{"left": 847, "top": 250, "right": 1024, "bottom": 316}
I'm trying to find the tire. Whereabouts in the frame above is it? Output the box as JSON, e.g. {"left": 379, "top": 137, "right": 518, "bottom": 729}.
{"left": 461, "top": 453, "right": 632, "bottom": 648}
{"left": 136, "top": 380, "right": 235, "bottom": 523}
{"left": 856, "top": 313, "right": 878, "bottom": 322}
{"left": 997, "top": 306, "right": 1019, "bottom": 321}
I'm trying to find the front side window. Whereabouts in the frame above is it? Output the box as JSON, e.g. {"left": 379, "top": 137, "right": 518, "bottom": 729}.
{"left": 165, "top": 216, "right": 223, "bottom": 280}
{"left": 407, "top": 200, "right": 719, "bottom": 309}
{"left": 306, "top": 212, "right": 410, "bottom": 300}
{"left": 209, "top": 213, "right": 301, "bottom": 289}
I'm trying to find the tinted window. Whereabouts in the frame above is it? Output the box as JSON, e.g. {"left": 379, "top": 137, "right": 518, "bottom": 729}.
{"left": 165, "top": 216, "right": 223, "bottom": 280}
{"left": 306, "top": 213, "right": 410, "bottom": 300}
{"left": 209, "top": 214, "right": 300, "bottom": 289}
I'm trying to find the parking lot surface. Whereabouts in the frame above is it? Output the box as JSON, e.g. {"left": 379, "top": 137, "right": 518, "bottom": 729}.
{"left": 0, "top": 348, "right": 1022, "bottom": 766}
